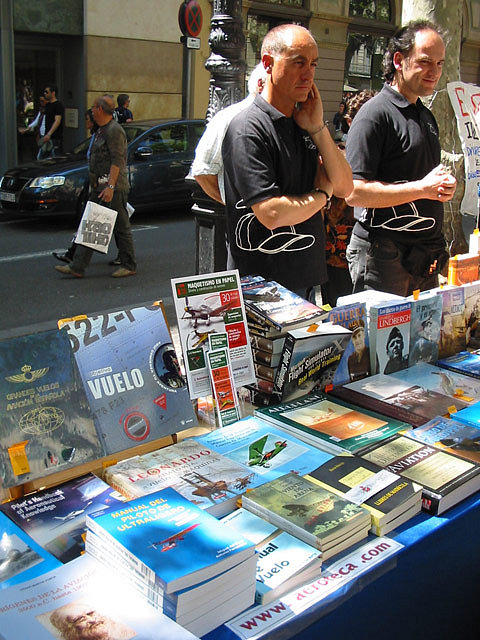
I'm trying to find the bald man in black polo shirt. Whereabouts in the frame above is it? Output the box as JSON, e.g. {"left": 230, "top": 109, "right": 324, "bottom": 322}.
{"left": 345, "top": 20, "right": 457, "bottom": 297}
{"left": 222, "top": 24, "right": 352, "bottom": 301}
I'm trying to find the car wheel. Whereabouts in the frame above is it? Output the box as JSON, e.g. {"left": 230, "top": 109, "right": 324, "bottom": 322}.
{"left": 74, "top": 186, "right": 89, "bottom": 224}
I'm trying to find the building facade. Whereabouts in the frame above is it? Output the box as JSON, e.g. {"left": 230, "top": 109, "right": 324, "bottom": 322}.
{"left": 1, "top": 0, "right": 480, "bottom": 173}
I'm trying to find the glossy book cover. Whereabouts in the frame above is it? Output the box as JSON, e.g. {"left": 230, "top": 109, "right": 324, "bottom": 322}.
{"left": 0, "top": 328, "right": 103, "bottom": 488}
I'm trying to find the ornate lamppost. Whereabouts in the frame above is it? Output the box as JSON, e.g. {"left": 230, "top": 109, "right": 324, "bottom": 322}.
{"left": 192, "top": 0, "right": 245, "bottom": 274}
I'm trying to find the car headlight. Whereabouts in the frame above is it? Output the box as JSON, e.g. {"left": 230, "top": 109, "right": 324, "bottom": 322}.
{"left": 29, "top": 176, "right": 66, "bottom": 188}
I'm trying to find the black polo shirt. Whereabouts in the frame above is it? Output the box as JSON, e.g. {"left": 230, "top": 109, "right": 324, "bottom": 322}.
{"left": 44, "top": 100, "right": 64, "bottom": 141}
{"left": 222, "top": 95, "right": 326, "bottom": 290}
{"left": 346, "top": 83, "right": 443, "bottom": 242}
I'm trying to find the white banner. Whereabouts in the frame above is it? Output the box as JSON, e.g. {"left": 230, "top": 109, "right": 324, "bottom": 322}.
{"left": 74, "top": 200, "right": 117, "bottom": 253}
{"left": 447, "top": 81, "right": 480, "bottom": 216}
{"left": 226, "top": 536, "right": 403, "bottom": 639}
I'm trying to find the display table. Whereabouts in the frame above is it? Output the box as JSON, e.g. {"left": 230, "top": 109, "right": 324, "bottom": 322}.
{"left": 206, "top": 491, "right": 480, "bottom": 640}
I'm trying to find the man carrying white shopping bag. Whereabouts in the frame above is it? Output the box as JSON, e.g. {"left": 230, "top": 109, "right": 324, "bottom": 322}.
{"left": 55, "top": 94, "right": 136, "bottom": 278}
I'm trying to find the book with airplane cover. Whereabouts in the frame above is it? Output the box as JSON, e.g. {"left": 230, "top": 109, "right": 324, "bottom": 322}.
{"left": 405, "top": 416, "right": 480, "bottom": 465}
{"left": 437, "top": 349, "right": 480, "bottom": 380}
{"left": 327, "top": 301, "right": 370, "bottom": 385}
{"left": 241, "top": 276, "right": 328, "bottom": 336}
{"left": 103, "top": 438, "right": 260, "bottom": 516}
{"left": 220, "top": 508, "right": 322, "bottom": 605}
{"left": 255, "top": 391, "right": 408, "bottom": 454}
{"left": 171, "top": 270, "right": 255, "bottom": 400}
{"left": 86, "top": 527, "right": 257, "bottom": 637}
{"left": 1, "top": 472, "right": 123, "bottom": 563}
{"left": 195, "top": 414, "right": 333, "bottom": 483}
{"left": 407, "top": 291, "right": 443, "bottom": 366}
{"left": 241, "top": 472, "right": 371, "bottom": 559}
{"left": 463, "top": 280, "right": 480, "bottom": 349}
{"left": 0, "top": 554, "right": 198, "bottom": 640}
{"left": 447, "top": 252, "right": 479, "bottom": 285}
{"left": 359, "top": 433, "right": 480, "bottom": 515}
{"left": 0, "top": 511, "right": 61, "bottom": 589}
{"left": 437, "top": 286, "right": 466, "bottom": 359}
{"left": 305, "top": 455, "right": 422, "bottom": 536}
{"left": 0, "top": 327, "right": 103, "bottom": 488}
{"left": 59, "top": 303, "right": 197, "bottom": 455}
{"left": 273, "top": 322, "right": 352, "bottom": 401}
{"left": 86, "top": 486, "right": 255, "bottom": 594}
{"left": 330, "top": 363, "right": 476, "bottom": 427}
{"left": 369, "top": 300, "right": 412, "bottom": 375}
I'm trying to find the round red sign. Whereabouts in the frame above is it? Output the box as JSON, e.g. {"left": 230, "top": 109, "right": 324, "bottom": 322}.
{"left": 179, "top": 0, "right": 202, "bottom": 38}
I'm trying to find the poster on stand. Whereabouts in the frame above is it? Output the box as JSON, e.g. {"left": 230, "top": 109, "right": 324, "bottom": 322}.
{"left": 171, "top": 270, "right": 256, "bottom": 399}
{"left": 59, "top": 302, "right": 197, "bottom": 455}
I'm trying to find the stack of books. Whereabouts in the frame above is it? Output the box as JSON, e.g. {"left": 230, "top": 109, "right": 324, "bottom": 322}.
{"left": 103, "top": 438, "right": 260, "bottom": 517}
{"left": 447, "top": 252, "right": 480, "bottom": 286}
{"left": 221, "top": 507, "right": 322, "bottom": 604}
{"left": 240, "top": 276, "right": 328, "bottom": 406}
{"left": 85, "top": 487, "right": 256, "bottom": 637}
{"left": 242, "top": 472, "right": 371, "bottom": 561}
{"left": 305, "top": 456, "right": 423, "bottom": 536}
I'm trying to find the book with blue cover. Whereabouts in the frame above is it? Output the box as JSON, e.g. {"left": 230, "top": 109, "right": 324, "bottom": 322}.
{"left": 0, "top": 511, "right": 60, "bottom": 589}
{"left": 327, "top": 301, "right": 370, "bottom": 385}
{"left": 195, "top": 415, "right": 333, "bottom": 481}
{"left": 0, "top": 554, "right": 198, "bottom": 640}
{"left": 220, "top": 508, "right": 322, "bottom": 604}
{"left": 405, "top": 416, "right": 480, "bottom": 465}
{"left": 1, "top": 472, "right": 123, "bottom": 563}
{"left": 437, "top": 349, "right": 480, "bottom": 379}
{"left": 0, "top": 327, "right": 103, "bottom": 488}
{"left": 59, "top": 303, "right": 197, "bottom": 455}
{"left": 86, "top": 486, "right": 255, "bottom": 594}
{"left": 451, "top": 402, "right": 480, "bottom": 432}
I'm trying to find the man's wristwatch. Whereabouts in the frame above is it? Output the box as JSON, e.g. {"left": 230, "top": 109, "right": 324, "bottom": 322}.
{"left": 107, "top": 184, "right": 115, "bottom": 190}
{"left": 314, "top": 188, "right": 332, "bottom": 208}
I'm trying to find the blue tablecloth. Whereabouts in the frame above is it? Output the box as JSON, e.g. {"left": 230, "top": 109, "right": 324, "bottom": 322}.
{"left": 206, "top": 492, "right": 480, "bottom": 640}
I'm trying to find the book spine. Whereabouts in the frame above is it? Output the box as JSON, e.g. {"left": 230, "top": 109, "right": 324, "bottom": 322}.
{"left": 273, "top": 334, "right": 294, "bottom": 395}
{"left": 86, "top": 515, "right": 161, "bottom": 589}
{"left": 253, "top": 349, "right": 281, "bottom": 367}
{"left": 255, "top": 362, "right": 278, "bottom": 382}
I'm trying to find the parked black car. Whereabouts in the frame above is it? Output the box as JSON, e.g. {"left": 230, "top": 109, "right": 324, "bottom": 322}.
{"left": 0, "top": 119, "right": 204, "bottom": 219}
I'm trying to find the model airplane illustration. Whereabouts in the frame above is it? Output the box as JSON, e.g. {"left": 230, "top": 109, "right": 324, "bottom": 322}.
{"left": 182, "top": 296, "right": 236, "bottom": 328}
{"left": 243, "top": 285, "right": 281, "bottom": 303}
{"left": 52, "top": 502, "right": 93, "bottom": 526}
{"left": 181, "top": 472, "right": 234, "bottom": 504}
{"left": 187, "top": 328, "right": 218, "bottom": 350}
{"left": 232, "top": 473, "right": 255, "bottom": 490}
{"left": 149, "top": 523, "right": 200, "bottom": 551}
{"left": 248, "top": 435, "right": 287, "bottom": 467}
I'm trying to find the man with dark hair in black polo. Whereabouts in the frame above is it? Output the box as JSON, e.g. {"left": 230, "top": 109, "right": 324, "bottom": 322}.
{"left": 40, "top": 83, "right": 64, "bottom": 157}
{"left": 222, "top": 24, "right": 352, "bottom": 301}
{"left": 345, "top": 20, "right": 457, "bottom": 297}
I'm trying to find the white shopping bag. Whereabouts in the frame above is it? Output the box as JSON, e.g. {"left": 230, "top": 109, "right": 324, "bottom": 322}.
{"left": 74, "top": 200, "right": 117, "bottom": 254}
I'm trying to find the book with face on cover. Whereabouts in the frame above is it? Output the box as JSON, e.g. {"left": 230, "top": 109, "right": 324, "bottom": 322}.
{"left": 437, "top": 286, "right": 466, "bottom": 359}
{"left": 327, "top": 301, "right": 370, "bottom": 385}
{"left": 358, "top": 433, "right": 480, "bottom": 515}
{"left": 0, "top": 554, "right": 199, "bottom": 640}
{"left": 406, "top": 291, "right": 442, "bottom": 367}
{"left": 0, "top": 328, "right": 103, "bottom": 488}
{"left": 369, "top": 300, "right": 411, "bottom": 376}
{"left": 59, "top": 302, "right": 197, "bottom": 454}
{"left": 254, "top": 391, "right": 408, "bottom": 455}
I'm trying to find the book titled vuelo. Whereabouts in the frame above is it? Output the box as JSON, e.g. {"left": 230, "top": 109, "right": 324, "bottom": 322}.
{"left": 358, "top": 434, "right": 480, "bottom": 515}
{"left": 241, "top": 472, "right": 371, "bottom": 560}
{"left": 369, "top": 300, "right": 412, "bottom": 375}
{"left": 305, "top": 455, "right": 422, "bottom": 536}
{"left": 273, "top": 322, "right": 352, "bottom": 401}
{"left": 85, "top": 486, "right": 255, "bottom": 594}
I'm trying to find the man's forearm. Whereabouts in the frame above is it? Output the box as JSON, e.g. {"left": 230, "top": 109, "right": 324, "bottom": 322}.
{"left": 310, "top": 127, "right": 352, "bottom": 198}
{"left": 252, "top": 191, "right": 328, "bottom": 230}
{"left": 108, "top": 165, "right": 120, "bottom": 187}
{"left": 195, "top": 174, "right": 223, "bottom": 204}
{"left": 346, "top": 179, "right": 426, "bottom": 208}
